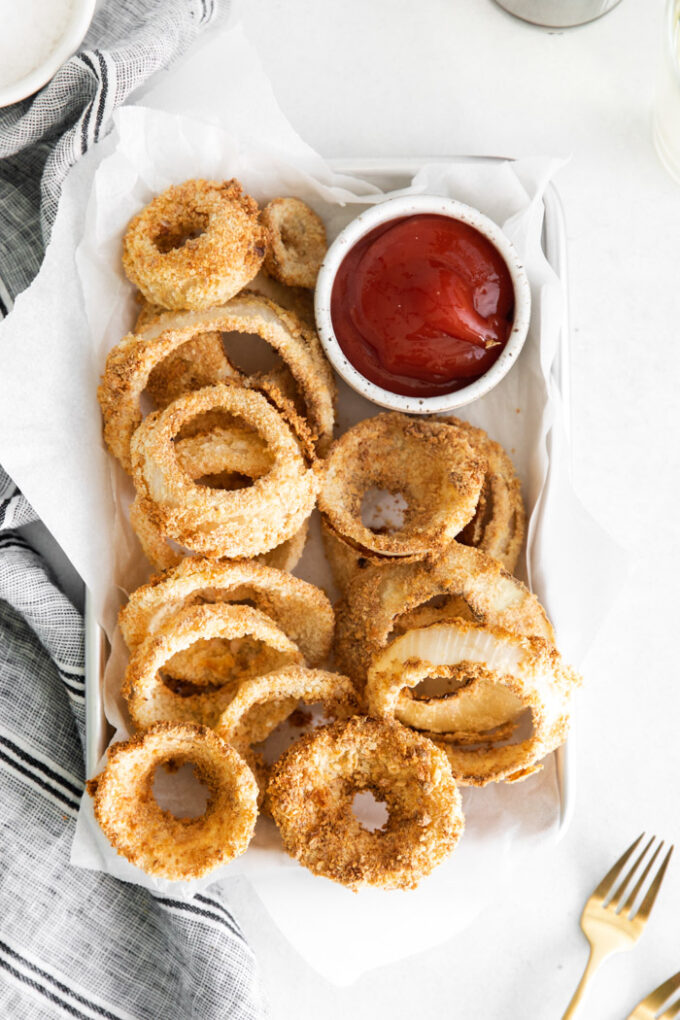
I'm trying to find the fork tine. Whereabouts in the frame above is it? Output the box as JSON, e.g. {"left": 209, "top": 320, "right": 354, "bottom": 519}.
{"left": 592, "top": 833, "right": 645, "bottom": 900}
{"left": 663, "top": 999, "right": 680, "bottom": 1018}
{"left": 635, "top": 845, "right": 674, "bottom": 922}
{"left": 638, "top": 971, "right": 680, "bottom": 1013}
{"left": 617, "top": 839, "right": 662, "bottom": 914}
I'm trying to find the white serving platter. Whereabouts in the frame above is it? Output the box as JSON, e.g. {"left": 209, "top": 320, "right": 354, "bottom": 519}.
{"left": 84, "top": 154, "right": 574, "bottom": 838}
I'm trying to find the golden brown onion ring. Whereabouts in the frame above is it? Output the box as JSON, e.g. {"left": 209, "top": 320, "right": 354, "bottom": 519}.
{"left": 122, "top": 179, "right": 266, "bottom": 311}
{"left": 218, "top": 666, "right": 360, "bottom": 807}
{"left": 123, "top": 603, "right": 303, "bottom": 731}
{"left": 87, "top": 722, "right": 258, "bottom": 879}
{"left": 446, "top": 417, "right": 526, "bottom": 573}
{"left": 130, "top": 384, "right": 318, "bottom": 559}
{"left": 174, "top": 423, "right": 273, "bottom": 482}
{"left": 262, "top": 197, "right": 327, "bottom": 289}
{"left": 216, "top": 666, "right": 359, "bottom": 750}
{"left": 318, "top": 414, "right": 484, "bottom": 558}
{"left": 248, "top": 272, "right": 315, "bottom": 327}
{"left": 334, "top": 542, "right": 555, "bottom": 685}
{"left": 135, "top": 294, "right": 240, "bottom": 409}
{"left": 320, "top": 515, "right": 420, "bottom": 596}
{"left": 129, "top": 496, "right": 309, "bottom": 573}
{"left": 99, "top": 293, "right": 335, "bottom": 472}
{"left": 120, "top": 558, "right": 335, "bottom": 670}
{"left": 321, "top": 418, "right": 525, "bottom": 592}
{"left": 367, "top": 619, "right": 580, "bottom": 786}
{"left": 267, "top": 716, "right": 464, "bottom": 890}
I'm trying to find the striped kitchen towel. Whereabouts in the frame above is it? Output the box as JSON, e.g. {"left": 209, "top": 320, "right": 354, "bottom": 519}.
{"left": 0, "top": 2, "right": 268, "bottom": 1016}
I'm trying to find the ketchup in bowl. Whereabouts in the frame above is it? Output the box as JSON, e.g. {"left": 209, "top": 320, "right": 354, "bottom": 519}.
{"left": 329, "top": 214, "right": 516, "bottom": 398}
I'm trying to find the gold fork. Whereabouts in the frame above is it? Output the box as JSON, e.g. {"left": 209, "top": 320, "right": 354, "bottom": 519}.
{"left": 561, "top": 834, "right": 674, "bottom": 1019}
{"left": 626, "top": 971, "right": 680, "bottom": 1020}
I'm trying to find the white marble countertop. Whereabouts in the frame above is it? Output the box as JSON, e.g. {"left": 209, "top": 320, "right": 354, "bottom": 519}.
{"left": 32, "top": 1, "right": 680, "bottom": 1016}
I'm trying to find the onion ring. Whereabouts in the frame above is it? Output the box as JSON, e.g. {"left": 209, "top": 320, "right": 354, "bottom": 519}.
{"left": 367, "top": 619, "right": 580, "bottom": 786}
{"left": 120, "top": 558, "right": 335, "bottom": 670}
{"left": 217, "top": 666, "right": 359, "bottom": 805}
{"left": 320, "top": 515, "right": 420, "bottom": 596}
{"left": 262, "top": 197, "right": 327, "bottom": 289}
{"left": 122, "top": 179, "right": 266, "bottom": 310}
{"left": 318, "top": 413, "right": 484, "bottom": 557}
{"left": 174, "top": 423, "right": 273, "bottom": 482}
{"left": 334, "top": 542, "right": 555, "bottom": 685}
{"left": 130, "top": 383, "right": 318, "bottom": 559}
{"left": 99, "top": 292, "right": 335, "bottom": 472}
{"left": 123, "top": 603, "right": 304, "bottom": 731}
{"left": 321, "top": 417, "right": 525, "bottom": 593}
{"left": 135, "top": 297, "right": 240, "bottom": 409}
{"left": 129, "top": 495, "right": 309, "bottom": 573}
{"left": 267, "top": 716, "right": 464, "bottom": 890}
{"left": 216, "top": 666, "right": 359, "bottom": 749}
{"left": 248, "top": 272, "right": 315, "bottom": 327}
{"left": 87, "top": 722, "right": 258, "bottom": 879}
{"left": 446, "top": 417, "right": 526, "bottom": 572}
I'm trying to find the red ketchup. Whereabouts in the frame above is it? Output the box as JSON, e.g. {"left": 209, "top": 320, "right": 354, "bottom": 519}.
{"left": 330, "top": 214, "right": 515, "bottom": 398}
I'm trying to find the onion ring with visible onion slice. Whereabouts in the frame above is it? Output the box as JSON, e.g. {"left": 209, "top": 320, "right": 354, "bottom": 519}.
{"left": 120, "top": 558, "right": 335, "bottom": 670}
{"left": 98, "top": 292, "right": 335, "bottom": 472}
{"left": 217, "top": 666, "right": 360, "bottom": 804}
{"left": 334, "top": 542, "right": 554, "bottom": 685}
{"left": 367, "top": 618, "right": 580, "bottom": 786}
{"left": 216, "top": 666, "right": 359, "bottom": 750}
{"left": 129, "top": 494, "right": 309, "bottom": 573}
{"left": 135, "top": 297, "right": 240, "bottom": 409}
{"left": 129, "top": 496, "right": 309, "bottom": 573}
{"left": 266, "top": 716, "right": 464, "bottom": 890}
{"left": 87, "top": 722, "right": 258, "bottom": 879}
{"left": 130, "top": 383, "right": 318, "bottom": 559}
{"left": 123, "top": 603, "right": 303, "bottom": 731}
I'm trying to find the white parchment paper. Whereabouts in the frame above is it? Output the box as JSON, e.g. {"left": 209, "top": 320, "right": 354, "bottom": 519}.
{"left": 0, "top": 25, "right": 625, "bottom": 985}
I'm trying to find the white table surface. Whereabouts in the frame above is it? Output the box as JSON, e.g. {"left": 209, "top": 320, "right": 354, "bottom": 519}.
{"left": 31, "top": 1, "right": 680, "bottom": 1017}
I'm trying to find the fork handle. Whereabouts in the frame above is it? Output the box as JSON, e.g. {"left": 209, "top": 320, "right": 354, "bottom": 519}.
{"left": 561, "top": 944, "right": 611, "bottom": 1020}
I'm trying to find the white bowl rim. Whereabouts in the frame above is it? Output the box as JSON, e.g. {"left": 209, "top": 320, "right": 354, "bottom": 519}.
{"left": 314, "top": 194, "right": 532, "bottom": 414}
{"left": 0, "top": 0, "right": 96, "bottom": 109}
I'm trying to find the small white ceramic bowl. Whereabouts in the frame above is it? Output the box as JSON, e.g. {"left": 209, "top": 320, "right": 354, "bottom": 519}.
{"left": 0, "top": 0, "right": 96, "bottom": 109}
{"left": 314, "top": 195, "right": 531, "bottom": 414}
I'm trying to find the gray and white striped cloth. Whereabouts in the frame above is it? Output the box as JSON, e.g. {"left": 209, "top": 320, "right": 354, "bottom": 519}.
{"left": 0, "top": 3, "right": 267, "bottom": 1017}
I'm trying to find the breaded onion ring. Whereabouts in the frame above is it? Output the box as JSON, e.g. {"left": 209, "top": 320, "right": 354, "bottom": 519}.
{"left": 321, "top": 418, "right": 526, "bottom": 593}
{"left": 216, "top": 666, "right": 359, "bottom": 749}
{"left": 248, "top": 272, "right": 315, "bottom": 327}
{"left": 262, "top": 197, "right": 327, "bottom": 289}
{"left": 334, "top": 542, "right": 555, "bottom": 684}
{"left": 135, "top": 298, "right": 240, "bottom": 410}
{"left": 174, "top": 423, "right": 273, "bottom": 482}
{"left": 129, "top": 495, "right": 309, "bottom": 574}
{"left": 367, "top": 619, "right": 580, "bottom": 786}
{"left": 320, "top": 516, "right": 421, "bottom": 596}
{"left": 318, "top": 414, "right": 484, "bottom": 557}
{"left": 122, "top": 179, "right": 266, "bottom": 310}
{"left": 130, "top": 384, "right": 318, "bottom": 559}
{"left": 87, "top": 722, "right": 258, "bottom": 879}
{"left": 123, "top": 603, "right": 303, "bottom": 731}
{"left": 447, "top": 417, "right": 526, "bottom": 572}
{"left": 99, "top": 293, "right": 335, "bottom": 471}
{"left": 120, "top": 558, "right": 335, "bottom": 670}
{"left": 267, "top": 716, "right": 464, "bottom": 890}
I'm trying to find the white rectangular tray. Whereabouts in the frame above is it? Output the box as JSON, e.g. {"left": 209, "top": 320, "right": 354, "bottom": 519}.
{"left": 85, "top": 154, "right": 573, "bottom": 833}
